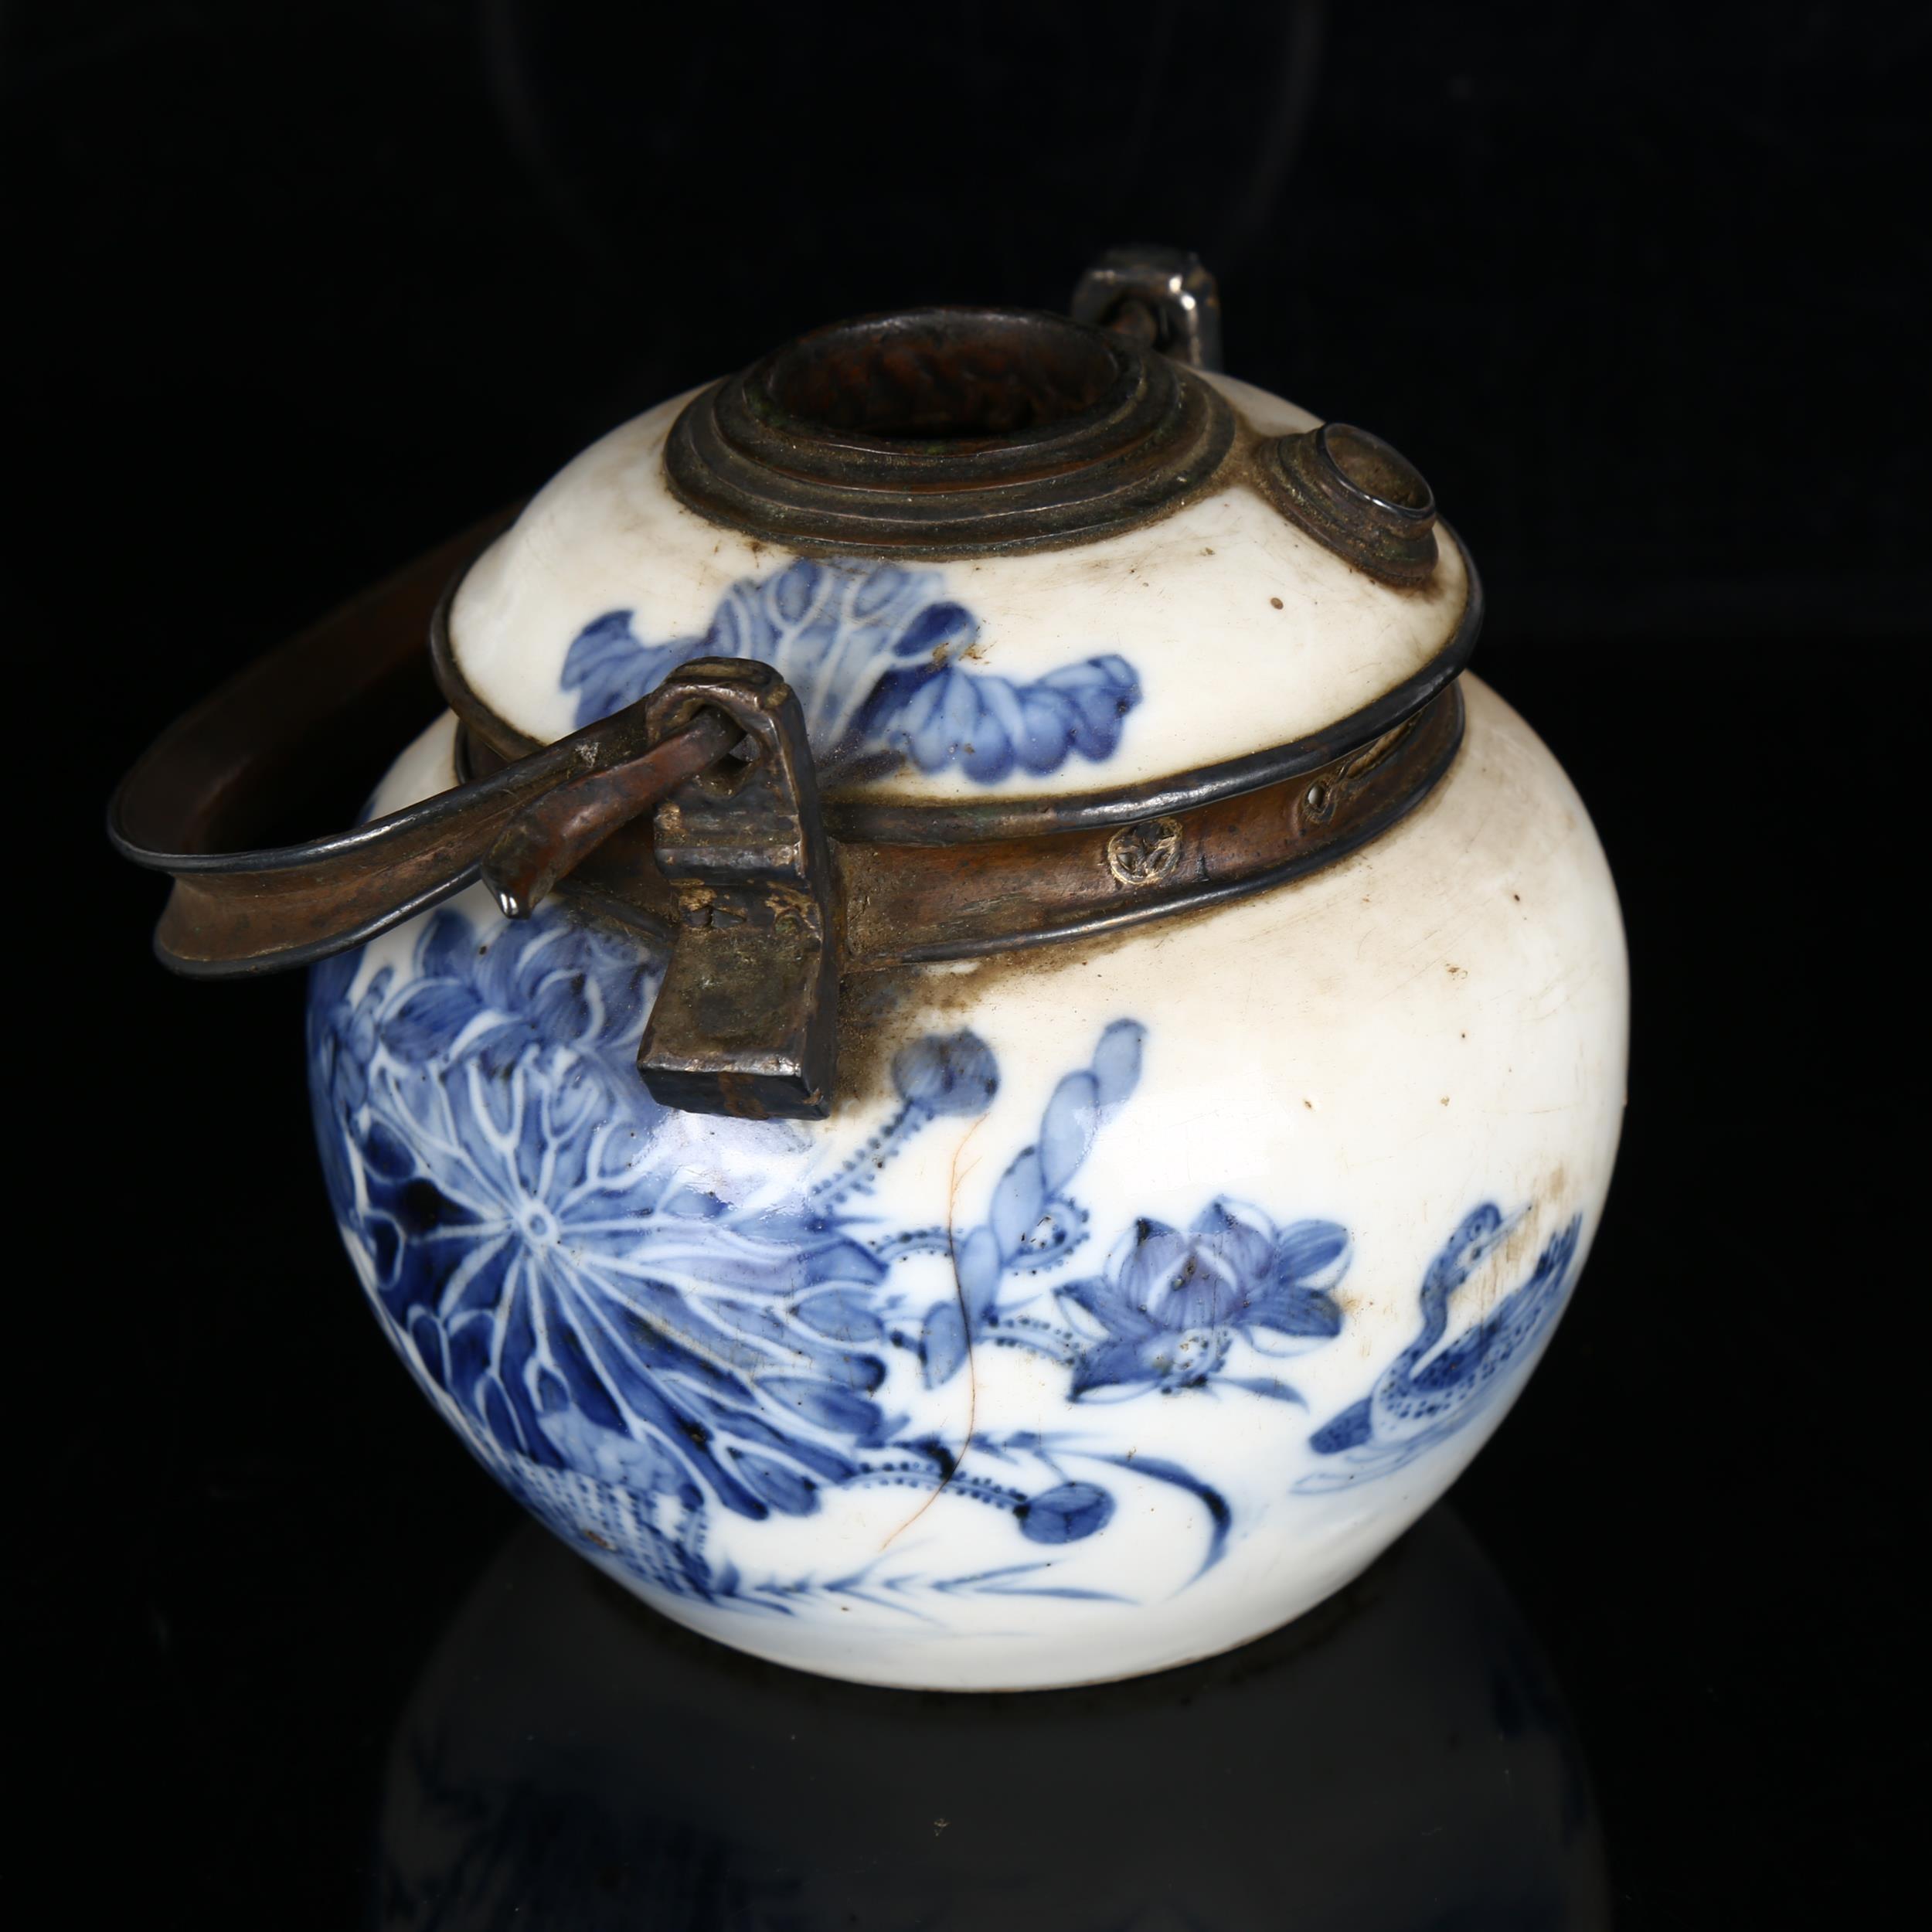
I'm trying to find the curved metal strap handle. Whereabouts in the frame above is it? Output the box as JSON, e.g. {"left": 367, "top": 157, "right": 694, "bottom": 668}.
{"left": 108, "top": 514, "right": 733, "bottom": 978}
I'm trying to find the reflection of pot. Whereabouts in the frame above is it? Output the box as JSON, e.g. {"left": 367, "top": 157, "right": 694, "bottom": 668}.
{"left": 377, "top": 1507, "right": 1609, "bottom": 1931}
{"left": 117, "top": 247, "right": 1627, "bottom": 1689}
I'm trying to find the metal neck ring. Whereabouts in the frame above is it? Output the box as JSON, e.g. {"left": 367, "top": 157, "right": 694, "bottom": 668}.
{"left": 664, "top": 306, "right": 1235, "bottom": 556}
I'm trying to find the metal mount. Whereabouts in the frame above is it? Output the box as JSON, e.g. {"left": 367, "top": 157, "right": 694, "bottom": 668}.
{"left": 665, "top": 305, "right": 1232, "bottom": 556}
{"left": 1261, "top": 422, "right": 1440, "bottom": 587}
{"left": 1071, "top": 244, "right": 1224, "bottom": 372}
{"left": 636, "top": 659, "right": 839, "bottom": 1121}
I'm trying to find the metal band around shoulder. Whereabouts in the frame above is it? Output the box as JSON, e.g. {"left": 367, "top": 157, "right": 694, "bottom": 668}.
{"left": 112, "top": 517, "right": 1468, "bottom": 985}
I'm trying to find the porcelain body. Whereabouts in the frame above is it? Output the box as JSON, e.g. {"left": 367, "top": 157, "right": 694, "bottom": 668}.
{"left": 449, "top": 373, "right": 1472, "bottom": 796}
{"left": 308, "top": 586, "right": 1626, "bottom": 1686}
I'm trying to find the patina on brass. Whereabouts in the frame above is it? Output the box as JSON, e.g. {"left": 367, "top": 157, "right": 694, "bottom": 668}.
{"left": 634, "top": 660, "right": 840, "bottom": 1121}
{"left": 1261, "top": 422, "right": 1440, "bottom": 587}
{"left": 665, "top": 307, "right": 1235, "bottom": 556}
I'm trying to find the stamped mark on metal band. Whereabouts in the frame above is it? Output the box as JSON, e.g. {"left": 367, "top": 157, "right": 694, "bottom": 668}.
{"left": 1107, "top": 816, "right": 1184, "bottom": 887}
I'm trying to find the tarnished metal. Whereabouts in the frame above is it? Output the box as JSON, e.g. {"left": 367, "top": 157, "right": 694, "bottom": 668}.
{"left": 1106, "top": 818, "right": 1183, "bottom": 888}
{"left": 109, "top": 514, "right": 518, "bottom": 975}
{"left": 665, "top": 307, "right": 1234, "bottom": 555}
{"left": 832, "top": 688, "right": 1462, "bottom": 965}
{"left": 457, "top": 679, "right": 1464, "bottom": 967}
{"left": 1261, "top": 423, "right": 1440, "bottom": 587}
{"left": 1071, "top": 244, "right": 1224, "bottom": 372}
{"left": 634, "top": 660, "right": 840, "bottom": 1121}
{"left": 483, "top": 710, "right": 739, "bottom": 920}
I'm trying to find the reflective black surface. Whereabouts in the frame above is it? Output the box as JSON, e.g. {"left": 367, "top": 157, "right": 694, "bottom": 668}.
{"left": 19, "top": 2, "right": 1915, "bottom": 1924}
{"left": 377, "top": 1510, "right": 1605, "bottom": 1930}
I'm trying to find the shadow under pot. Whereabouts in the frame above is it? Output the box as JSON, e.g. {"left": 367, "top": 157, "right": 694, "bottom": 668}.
{"left": 376, "top": 1506, "right": 1611, "bottom": 1932}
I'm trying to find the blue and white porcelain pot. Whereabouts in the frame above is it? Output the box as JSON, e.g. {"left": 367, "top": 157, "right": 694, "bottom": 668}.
{"left": 114, "top": 253, "right": 1628, "bottom": 1691}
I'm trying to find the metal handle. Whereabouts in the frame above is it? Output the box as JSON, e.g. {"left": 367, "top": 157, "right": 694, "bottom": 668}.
{"left": 107, "top": 515, "right": 760, "bottom": 992}
{"left": 482, "top": 709, "right": 740, "bottom": 920}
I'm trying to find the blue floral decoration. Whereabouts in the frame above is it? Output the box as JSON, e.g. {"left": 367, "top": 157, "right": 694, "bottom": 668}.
{"left": 308, "top": 899, "right": 1327, "bottom": 1606}
{"left": 311, "top": 891, "right": 1577, "bottom": 1609}
{"left": 560, "top": 555, "right": 1141, "bottom": 786}
{"left": 1058, "top": 1205, "right": 1348, "bottom": 1397}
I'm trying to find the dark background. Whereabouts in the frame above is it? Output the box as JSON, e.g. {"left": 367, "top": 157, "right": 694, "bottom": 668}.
{"left": 13, "top": 2, "right": 1919, "bottom": 1924}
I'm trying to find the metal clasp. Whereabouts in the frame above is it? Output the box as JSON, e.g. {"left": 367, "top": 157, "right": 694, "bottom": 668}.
{"left": 481, "top": 656, "right": 838, "bottom": 1121}
{"left": 636, "top": 659, "right": 839, "bottom": 1121}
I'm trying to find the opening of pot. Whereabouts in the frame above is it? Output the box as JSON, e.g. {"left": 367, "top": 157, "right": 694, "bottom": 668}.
{"left": 669, "top": 301, "right": 1234, "bottom": 549}
{"left": 1318, "top": 423, "right": 1436, "bottom": 522}
{"left": 760, "top": 309, "right": 1123, "bottom": 445}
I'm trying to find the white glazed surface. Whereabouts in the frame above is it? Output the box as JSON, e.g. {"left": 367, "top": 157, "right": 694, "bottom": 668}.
{"left": 447, "top": 372, "right": 1471, "bottom": 797}
{"left": 310, "top": 674, "right": 1625, "bottom": 1690}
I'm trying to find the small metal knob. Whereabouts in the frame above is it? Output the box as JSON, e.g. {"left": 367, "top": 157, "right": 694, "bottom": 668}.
{"left": 1263, "top": 423, "right": 1439, "bottom": 587}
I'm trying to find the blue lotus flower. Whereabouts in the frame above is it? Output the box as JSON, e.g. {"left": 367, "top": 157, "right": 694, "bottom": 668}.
{"left": 560, "top": 555, "right": 1141, "bottom": 784}
{"left": 1060, "top": 1201, "right": 1349, "bottom": 1396}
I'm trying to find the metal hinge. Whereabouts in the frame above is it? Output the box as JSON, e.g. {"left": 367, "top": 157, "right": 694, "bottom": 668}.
{"left": 484, "top": 657, "right": 838, "bottom": 1121}
{"left": 1071, "top": 244, "right": 1223, "bottom": 371}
